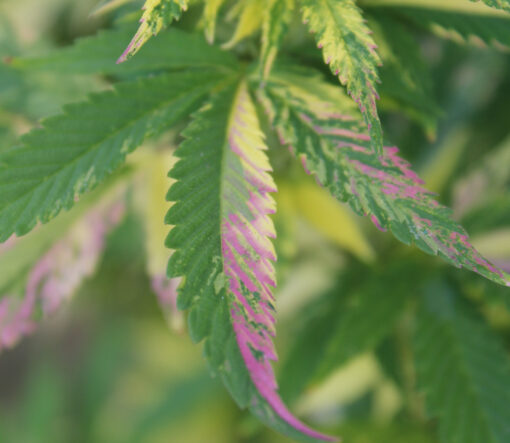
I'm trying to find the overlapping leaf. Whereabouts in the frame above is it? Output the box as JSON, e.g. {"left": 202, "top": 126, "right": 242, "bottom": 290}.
{"left": 299, "top": 0, "right": 383, "bottom": 154}
{"left": 166, "top": 79, "right": 334, "bottom": 442}
{"left": 414, "top": 284, "right": 510, "bottom": 443}
{"left": 118, "top": 0, "right": 189, "bottom": 63}
{"left": 258, "top": 70, "right": 510, "bottom": 287}
{"left": 0, "top": 70, "right": 224, "bottom": 242}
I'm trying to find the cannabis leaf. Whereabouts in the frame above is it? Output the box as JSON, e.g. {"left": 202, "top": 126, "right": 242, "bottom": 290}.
{"left": 300, "top": 0, "right": 383, "bottom": 155}
{"left": 414, "top": 283, "right": 510, "bottom": 443}
{"left": 203, "top": 0, "right": 226, "bottom": 43}
{"left": 223, "top": 0, "right": 265, "bottom": 48}
{"left": 0, "top": 181, "right": 126, "bottom": 351}
{"left": 0, "top": 70, "right": 224, "bottom": 241}
{"left": 473, "top": 0, "right": 510, "bottom": 12}
{"left": 258, "top": 69, "right": 510, "bottom": 287}
{"left": 12, "top": 25, "right": 238, "bottom": 75}
{"left": 368, "top": 2, "right": 510, "bottom": 49}
{"left": 280, "top": 265, "right": 411, "bottom": 403}
{"left": 260, "top": 0, "right": 294, "bottom": 80}
{"left": 118, "top": 0, "right": 189, "bottom": 63}
{"left": 166, "top": 79, "right": 334, "bottom": 442}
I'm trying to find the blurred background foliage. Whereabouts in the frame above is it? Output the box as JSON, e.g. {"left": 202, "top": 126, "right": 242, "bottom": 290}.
{"left": 0, "top": 0, "right": 509, "bottom": 442}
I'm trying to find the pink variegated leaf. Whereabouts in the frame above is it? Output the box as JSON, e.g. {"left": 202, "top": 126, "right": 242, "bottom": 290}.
{"left": 300, "top": 0, "right": 384, "bottom": 155}
{"left": 166, "top": 79, "right": 335, "bottom": 442}
{"left": 0, "top": 187, "right": 126, "bottom": 351}
{"left": 258, "top": 70, "right": 509, "bottom": 288}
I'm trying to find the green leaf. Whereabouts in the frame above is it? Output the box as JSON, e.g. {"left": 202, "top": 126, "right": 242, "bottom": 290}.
{"left": 471, "top": 0, "right": 510, "bottom": 12}
{"left": 280, "top": 265, "right": 410, "bottom": 404}
{"left": 0, "top": 70, "right": 225, "bottom": 242}
{"left": 369, "top": 12, "right": 441, "bottom": 137}
{"left": 166, "top": 78, "right": 334, "bottom": 442}
{"left": 222, "top": 0, "right": 265, "bottom": 49}
{"left": 367, "top": 1, "right": 510, "bottom": 49}
{"left": 454, "top": 136, "right": 510, "bottom": 221}
{"left": 118, "top": 0, "right": 189, "bottom": 63}
{"left": 258, "top": 69, "right": 510, "bottom": 287}
{"left": 12, "top": 25, "right": 238, "bottom": 76}
{"left": 203, "top": 0, "right": 227, "bottom": 43}
{"left": 299, "top": 0, "right": 383, "bottom": 155}
{"left": 414, "top": 283, "right": 510, "bottom": 443}
{"left": 260, "top": 0, "right": 294, "bottom": 80}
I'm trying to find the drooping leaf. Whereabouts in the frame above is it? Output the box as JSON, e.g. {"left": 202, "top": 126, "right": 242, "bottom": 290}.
{"left": 166, "top": 79, "right": 334, "bottom": 442}
{"left": 12, "top": 25, "right": 238, "bottom": 75}
{"left": 299, "top": 0, "right": 383, "bottom": 155}
{"left": 118, "top": 0, "right": 189, "bottom": 63}
{"left": 280, "top": 265, "right": 411, "bottom": 404}
{"left": 203, "top": 0, "right": 226, "bottom": 43}
{"left": 0, "top": 70, "right": 225, "bottom": 242}
{"left": 258, "top": 69, "right": 510, "bottom": 287}
{"left": 260, "top": 0, "right": 294, "bottom": 80}
{"left": 0, "top": 182, "right": 127, "bottom": 351}
{"left": 414, "top": 283, "right": 510, "bottom": 443}
{"left": 367, "top": 0, "right": 510, "bottom": 49}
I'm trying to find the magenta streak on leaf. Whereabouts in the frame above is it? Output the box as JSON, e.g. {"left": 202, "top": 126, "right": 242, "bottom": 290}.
{"left": 221, "top": 85, "right": 335, "bottom": 441}
{"left": 261, "top": 83, "right": 509, "bottom": 287}
{"left": 0, "top": 198, "right": 125, "bottom": 352}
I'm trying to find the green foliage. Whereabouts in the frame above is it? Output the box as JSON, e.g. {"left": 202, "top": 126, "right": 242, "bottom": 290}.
{"left": 280, "top": 264, "right": 412, "bottom": 404}
{"left": 369, "top": 3, "right": 510, "bottom": 49}
{"left": 414, "top": 283, "right": 510, "bottom": 443}
{"left": 12, "top": 25, "right": 238, "bottom": 75}
{"left": 259, "top": 71, "right": 508, "bottom": 286}
{"left": 0, "top": 70, "right": 223, "bottom": 241}
{"left": 118, "top": 0, "right": 190, "bottom": 63}
{"left": 1, "top": 0, "right": 510, "bottom": 442}
{"left": 474, "top": 0, "right": 510, "bottom": 12}
{"left": 300, "top": 0, "right": 383, "bottom": 155}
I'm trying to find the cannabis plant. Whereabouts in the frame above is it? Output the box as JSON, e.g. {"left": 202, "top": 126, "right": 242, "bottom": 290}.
{"left": 1, "top": 0, "right": 510, "bottom": 441}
